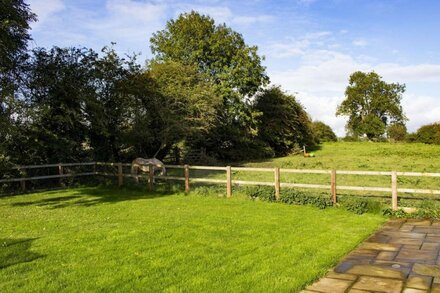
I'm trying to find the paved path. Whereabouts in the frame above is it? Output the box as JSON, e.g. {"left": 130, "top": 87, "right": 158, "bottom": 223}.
{"left": 303, "top": 219, "right": 440, "bottom": 293}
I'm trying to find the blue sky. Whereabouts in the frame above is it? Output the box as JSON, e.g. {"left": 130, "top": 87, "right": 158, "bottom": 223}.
{"left": 28, "top": 0, "right": 440, "bottom": 136}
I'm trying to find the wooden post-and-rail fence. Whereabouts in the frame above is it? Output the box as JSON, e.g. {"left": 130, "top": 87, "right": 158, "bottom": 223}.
{"left": 2, "top": 162, "right": 440, "bottom": 211}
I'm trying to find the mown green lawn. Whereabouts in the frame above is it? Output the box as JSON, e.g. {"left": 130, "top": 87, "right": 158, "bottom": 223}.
{"left": 0, "top": 187, "right": 384, "bottom": 292}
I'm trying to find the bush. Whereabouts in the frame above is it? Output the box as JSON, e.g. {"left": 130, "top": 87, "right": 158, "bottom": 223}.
{"left": 387, "top": 123, "right": 407, "bottom": 142}
{"left": 339, "top": 197, "right": 383, "bottom": 215}
{"left": 312, "top": 121, "right": 337, "bottom": 143}
{"left": 242, "top": 185, "right": 275, "bottom": 202}
{"left": 280, "top": 189, "right": 332, "bottom": 209}
{"left": 414, "top": 122, "right": 440, "bottom": 145}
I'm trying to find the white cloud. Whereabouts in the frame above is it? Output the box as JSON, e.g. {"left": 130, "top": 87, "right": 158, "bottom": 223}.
{"left": 173, "top": 4, "right": 274, "bottom": 27}
{"left": 232, "top": 15, "right": 274, "bottom": 26}
{"left": 268, "top": 31, "right": 332, "bottom": 58}
{"left": 88, "top": 0, "right": 167, "bottom": 44}
{"left": 377, "top": 64, "right": 440, "bottom": 83}
{"left": 28, "top": 0, "right": 65, "bottom": 29}
{"left": 352, "top": 39, "right": 368, "bottom": 47}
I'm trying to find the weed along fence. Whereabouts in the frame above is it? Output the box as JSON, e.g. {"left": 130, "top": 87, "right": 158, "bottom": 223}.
{"left": 2, "top": 162, "right": 440, "bottom": 211}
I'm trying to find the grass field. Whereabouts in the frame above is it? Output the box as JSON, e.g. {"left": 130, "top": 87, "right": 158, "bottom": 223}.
{"left": 0, "top": 187, "right": 385, "bottom": 292}
{"left": 176, "top": 142, "right": 440, "bottom": 199}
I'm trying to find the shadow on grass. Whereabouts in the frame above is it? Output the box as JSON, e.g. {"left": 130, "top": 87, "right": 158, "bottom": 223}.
{"left": 0, "top": 238, "right": 44, "bottom": 269}
{"left": 10, "top": 184, "right": 182, "bottom": 209}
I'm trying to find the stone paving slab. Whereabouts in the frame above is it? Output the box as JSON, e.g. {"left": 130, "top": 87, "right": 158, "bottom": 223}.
{"left": 302, "top": 219, "right": 440, "bottom": 293}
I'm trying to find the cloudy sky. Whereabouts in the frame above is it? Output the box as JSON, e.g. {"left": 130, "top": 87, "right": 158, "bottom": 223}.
{"left": 27, "top": 0, "right": 440, "bottom": 136}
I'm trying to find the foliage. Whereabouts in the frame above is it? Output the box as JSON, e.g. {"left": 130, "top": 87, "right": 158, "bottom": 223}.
{"left": 0, "top": 0, "right": 36, "bottom": 97}
{"left": 312, "top": 121, "right": 337, "bottom": 143}
{"left": 24, "top": 47, "right": 97, "bottom": 163}
{"left": 141, "top": 61, "right": 221, "bottom": 159}
{"left": 253, "top": 86, "right": 316, "bottom": 156}
{"left": 339, "top": 197, "right": 383, "bottom": 215}
{"left": 242, "top": 185, "right": 275, "bottom": 201}
{"left": 387, "top": 123, "right": 407, "bottom": 142}
{"left": 337, "top": 71, "right": 407, "bottom": 139}
{"left": 0, "top": 0, "right": 36, "bottom": 165}
{"left": 280, "top": 189, "right": 332, "bottom": 209}
{"left": 150, "top": 11, "right": 268, "bottom": 98}
{"left": 414, "top": 122, "right": 440, "bottom": 145}
{"left": 150, "top": 11, "right": 270, "bottom": 160}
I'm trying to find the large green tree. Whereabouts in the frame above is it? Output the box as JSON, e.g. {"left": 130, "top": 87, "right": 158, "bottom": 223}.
{"left": 150, "top": 11, "right": 269, "bottom": 160}
{"left": 125, "top": 61, "right": 221, "bottom": 160}
{"left": 337, "top": 71, "right": 406, "bottom": 139}
{"left": 25, "top": 47, "right": 98, "bottom": 163}
{"left": 0, "top": 0, "right": 36, "bottom": 166}
{"left": 253, "top": 86, "right": 316, "bottom": 156}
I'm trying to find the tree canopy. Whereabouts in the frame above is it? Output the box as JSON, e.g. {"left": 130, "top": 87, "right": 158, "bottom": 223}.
{"left": 253, "top": 86, "right": 316, "bottom": 156}
{"left": 312, "top": 121, "right": 337, "bottom": 143}
{"left": 337, "top": 71, "right": 406, "bottom": 139}
{"left": 1, "top": 6, "right": 320, "bottom": 167}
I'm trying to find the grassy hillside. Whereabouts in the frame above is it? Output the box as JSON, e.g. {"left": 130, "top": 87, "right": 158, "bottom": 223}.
{"left": 178, "top": 142, "right": 440, "bottom": 199}
{"left": 245, "top": 142, "right": 440, "bottom": 172}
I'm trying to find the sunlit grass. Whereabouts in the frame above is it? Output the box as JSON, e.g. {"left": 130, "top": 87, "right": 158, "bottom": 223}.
{"left": 0, "top": 187, "right": 384, "bottom": 292}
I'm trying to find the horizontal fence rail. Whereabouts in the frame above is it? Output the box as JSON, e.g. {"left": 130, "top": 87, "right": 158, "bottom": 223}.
{"left": 2, "top": 162, "right": 440, "bottom": 210}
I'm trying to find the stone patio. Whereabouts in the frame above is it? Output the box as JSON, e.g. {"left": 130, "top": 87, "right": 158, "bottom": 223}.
{"left": 303, "top": 219, "right": 440, "bottom": 293}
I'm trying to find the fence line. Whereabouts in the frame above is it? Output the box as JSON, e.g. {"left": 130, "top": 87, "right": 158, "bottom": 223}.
{"left": 2, "top": 162, "right": 440, "bottom": 210}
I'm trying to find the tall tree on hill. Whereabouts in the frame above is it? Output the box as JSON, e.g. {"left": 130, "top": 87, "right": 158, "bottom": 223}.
{"left": 150, "top": 11, "right": 269, "bottom": 159}
{"left": 336, "top": 71, "right": 406, "bottom": 140}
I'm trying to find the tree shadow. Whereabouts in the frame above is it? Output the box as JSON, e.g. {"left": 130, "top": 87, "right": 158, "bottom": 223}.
{"left": 0, "top": 238, "right": 44, "bottom": 270}
{"left": 10, "top": 184, "right": 181, "bottom": 209}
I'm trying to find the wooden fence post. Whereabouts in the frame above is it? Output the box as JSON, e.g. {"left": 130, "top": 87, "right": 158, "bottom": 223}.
{"left": 226, "top": 166, "right": 232, "bottom": 198}
{"left": 331, "top": 170, "right": 337, "bottom": 204}
{"left": 148, "top": 164, "right": 154, "bottom": 191}
{"left": 274, "top": 167, "right": 280, "bottom": 201}
{"left": 392, "top": 171, "right": 398, "bottom": 210}
{"left": 58, "top": 164, "right": 64, "bottom": 187}
{"left": 118, "top": 163, "right": 123, "bottom": 187}
{"left": 20, "top": 168, "right": 26, "bottom": 192}
{"left": 184, "top": 164, "right": 190, "bottom": 193}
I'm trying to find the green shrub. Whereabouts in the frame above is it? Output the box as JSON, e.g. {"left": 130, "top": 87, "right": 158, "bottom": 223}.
{"left": 387, "top": 123, "right": 407, "bottom": 142}
{"left": 242, "top": 185, "right": 275, "bottom": 202}
{"left": 312, "top": 121, "right": 337, "bottom": 143}
{"left": 339, "top": 197, "right": 383, "bottom": 214}
{"left": 191, "top": 185, "right": 226, "bottom": 197}
{"left": 414, "top": 122, "right": 440, "bottom": 145}
{"left": 280, "top": 189, "right": 332, "bottom": 209}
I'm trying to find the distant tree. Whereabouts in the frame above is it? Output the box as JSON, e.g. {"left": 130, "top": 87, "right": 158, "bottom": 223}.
{"left": 312, "top": 121, "right": 337, "bottom": 143}
{"left": 336, "top": 71, "right": 406, "bottom": 140}
{"left": 414, "top": 122, "right": 440, "bottom": 145}
{"left": 387, "top": 123, "right": 407, "bottom": 142}
{"left": 253, "top": 86, "right": 316, "bottom": 156}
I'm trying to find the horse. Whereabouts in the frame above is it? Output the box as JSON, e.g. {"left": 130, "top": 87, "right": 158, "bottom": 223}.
{"left": 131, "top": 158, "right": 166, "bottom": 183}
